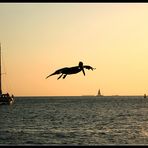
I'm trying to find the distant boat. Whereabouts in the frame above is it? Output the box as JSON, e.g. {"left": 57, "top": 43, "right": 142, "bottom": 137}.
{"left": 0, "top": 44, "right": 14, "bottom": 105}
{"left": 96, "top": 89, "right": 103, "bottom": 96}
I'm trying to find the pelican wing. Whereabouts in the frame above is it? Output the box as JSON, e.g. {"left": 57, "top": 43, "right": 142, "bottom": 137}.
{"left": 46, "top": 68, "right": 66, "bottom": 79}
{"left": 83, "top": 65, "right": 96, "bottom": 71}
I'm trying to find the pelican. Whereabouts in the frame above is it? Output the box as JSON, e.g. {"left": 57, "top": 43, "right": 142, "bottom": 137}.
{"left": 46, "top": 61, "right": 96, "bottom": 80}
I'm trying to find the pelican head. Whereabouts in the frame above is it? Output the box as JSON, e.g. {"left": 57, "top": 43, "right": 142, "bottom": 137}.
{"left": 79, "top": 61, "right": 85, "bottom": 76}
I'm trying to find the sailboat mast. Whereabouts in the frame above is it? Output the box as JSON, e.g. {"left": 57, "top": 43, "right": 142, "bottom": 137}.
{"left": 0, "top": 43, "right": 2, "bottom": 95}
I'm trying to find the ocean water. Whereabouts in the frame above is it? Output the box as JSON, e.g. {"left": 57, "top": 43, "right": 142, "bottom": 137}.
{"left": 0, "top": 96, "right": 148, "bottom": 145}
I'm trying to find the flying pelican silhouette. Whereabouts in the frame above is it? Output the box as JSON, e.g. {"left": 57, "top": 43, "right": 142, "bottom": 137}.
{"left": 46, "top": 61, "right": 96, "bottom": 80}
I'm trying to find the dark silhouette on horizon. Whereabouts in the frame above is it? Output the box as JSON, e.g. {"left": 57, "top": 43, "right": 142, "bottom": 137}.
{"left": 46, "top": 61, "right": 96, "bottom": 80}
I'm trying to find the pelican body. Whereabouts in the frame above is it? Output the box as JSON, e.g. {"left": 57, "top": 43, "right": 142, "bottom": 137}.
{"left": 46, "top": 61, "right": 96, "bottom": 80}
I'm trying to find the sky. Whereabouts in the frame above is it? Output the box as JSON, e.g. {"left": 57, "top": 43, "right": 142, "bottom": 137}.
{"left": 0, "top": 3, "right": 148, "bottom": 96}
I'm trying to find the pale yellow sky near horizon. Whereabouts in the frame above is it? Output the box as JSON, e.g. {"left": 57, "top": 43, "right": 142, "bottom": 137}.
{"left": 0, "top": 3, "right": 148, "bottom": 96}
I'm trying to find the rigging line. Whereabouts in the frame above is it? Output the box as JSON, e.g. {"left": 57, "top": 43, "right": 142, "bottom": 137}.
{"left": 2, "top": 48, "right": 12, "bottom": 94}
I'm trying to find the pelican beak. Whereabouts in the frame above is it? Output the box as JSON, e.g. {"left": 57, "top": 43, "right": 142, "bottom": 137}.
{"left": 82, "top": 68, "right": 85, "bottom": 76}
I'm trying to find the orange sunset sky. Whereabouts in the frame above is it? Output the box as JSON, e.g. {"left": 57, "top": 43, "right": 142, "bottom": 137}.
{"left": 0, "top": 3, "right": 148, "bottom": 96}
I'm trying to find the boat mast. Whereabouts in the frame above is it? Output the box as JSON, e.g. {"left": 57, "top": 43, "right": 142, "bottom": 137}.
{"left": 0, "top": 43, "right": 2, "bottom": 95}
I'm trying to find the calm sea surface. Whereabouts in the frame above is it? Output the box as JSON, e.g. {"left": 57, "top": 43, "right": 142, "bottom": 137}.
{"left": 0, "top": 96, "right": 148, "bottom": 145}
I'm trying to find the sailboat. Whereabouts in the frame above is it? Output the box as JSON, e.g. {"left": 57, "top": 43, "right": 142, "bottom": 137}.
{"left": 0, "top": 43, "right": 14, "bottom": 105}
{"left": 97, "top": 89, "right": 103, "bottom": 96}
